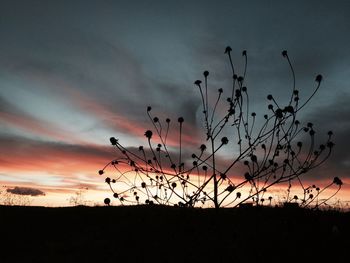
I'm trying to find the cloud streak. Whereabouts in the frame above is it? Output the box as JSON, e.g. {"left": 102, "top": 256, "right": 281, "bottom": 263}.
{"left": 0, "top": 135, "right": 113, "bottom": 175}
{"left": 0, "top": 96, "right": 88, "bottom": 144}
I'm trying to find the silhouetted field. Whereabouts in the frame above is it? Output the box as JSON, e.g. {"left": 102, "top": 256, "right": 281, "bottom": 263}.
{"left": 1, "top": 205, "right": 348, "bottom": 263}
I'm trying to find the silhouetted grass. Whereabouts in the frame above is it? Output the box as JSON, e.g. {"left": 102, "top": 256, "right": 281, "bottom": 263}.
{"left": 0, "top": 205, "right": 348, "bottom": 262}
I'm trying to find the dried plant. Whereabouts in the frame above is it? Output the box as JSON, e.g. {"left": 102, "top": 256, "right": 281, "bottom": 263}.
{"left": 68, "top": 187, "right": 89, "bottom": 206}
{"left": 99, "top": 47, "right": 341, "bottom": 209}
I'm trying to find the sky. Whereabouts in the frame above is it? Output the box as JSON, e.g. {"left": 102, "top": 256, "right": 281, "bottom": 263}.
{"left": 0, "top": 0, "right": 349, "bottom": 207}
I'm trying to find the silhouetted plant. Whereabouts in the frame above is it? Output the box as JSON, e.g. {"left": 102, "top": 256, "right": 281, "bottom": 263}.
{"left": 268, "top": 196, "right": 273, "bottom": 206}
{"left": 104, "top": 198, "right": 111, "bottom": 206}
{"left": 99, "top": 47, "right": 341, "bottom": 209}
{"left": 299, "top": 177, "right": 343, "bottom": 209}
{"left": 68, "top": 187, "right": 89, "bottom": 206}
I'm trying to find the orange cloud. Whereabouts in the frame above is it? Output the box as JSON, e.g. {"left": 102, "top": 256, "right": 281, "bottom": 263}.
{"left": 0, "top": 136, "right": 113, "bottom": 176}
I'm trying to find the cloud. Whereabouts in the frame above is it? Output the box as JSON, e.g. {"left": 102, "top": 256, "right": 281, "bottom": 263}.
{"left": 305, "top": 93, "right": 350, "bottom": 177}
{"left": 7, "top": 186, "right": 45, "bottom": 196}
{"left": 0, "top": 135, "right": 113, "bottom": 175}
{"left": 0, "top": 21, "right": 203, "bottom": 145}
{"left": 0, "top": 96, "right": 85, "bottom": 143}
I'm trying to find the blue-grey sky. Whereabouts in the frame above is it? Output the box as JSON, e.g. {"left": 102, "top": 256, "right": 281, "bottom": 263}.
{"left": 0, "top": 0, "right": 349, "bottom": 205}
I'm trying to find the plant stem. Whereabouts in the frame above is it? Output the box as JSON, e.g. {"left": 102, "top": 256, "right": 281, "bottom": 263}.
{"left": 211, "top": 137, "right": 219, "bottom": 209}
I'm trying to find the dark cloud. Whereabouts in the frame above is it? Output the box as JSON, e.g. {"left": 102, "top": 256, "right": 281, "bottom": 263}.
{"left": 306, "top": 94, "right": 350, "bottom": 176}
{"left": 1, "top": 0, "right": 348, "bottom": 129}
{"left": 0, "top": 134, "right": 112, "bottom": 159}
{"left": 0, "top": 96, "right": 19, "bottom": 114}
{"left": 7, "top": 187, "right": 45, "bottom": 196}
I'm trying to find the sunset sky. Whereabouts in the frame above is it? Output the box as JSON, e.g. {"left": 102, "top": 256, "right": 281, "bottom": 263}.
{"left": 1, "top": 0, "right": 349, "bottom": 207}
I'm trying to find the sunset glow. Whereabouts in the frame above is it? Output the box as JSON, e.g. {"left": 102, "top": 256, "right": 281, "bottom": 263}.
{"left": 1, "top": 0, "right": 350, "bottom": 208}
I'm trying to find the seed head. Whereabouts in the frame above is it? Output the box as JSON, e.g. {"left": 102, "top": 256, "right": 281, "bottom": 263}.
{"left": 200, "top": 144, "right": 207, "bottom": 151}
{"left": 104, "top": 198, "right": 111, "bottom": 206}
{"left": 221, "top": 137, "right": 229, "bottom": 145}
{"left": 275, "top": 109, "right": 283, "bottom": 118}
{"left": 224, "top": 46, "right": 232, "bottom": 54}
{"left": 226, "top": 185, "right": 235, "bottom": 192}
{"left": 194, "top": 80, "right": 202, "bottom": 86}
{"left": 144, "top": 130, "right": 153, "bottom": 139}
{"left": 315, "top": 74, "right": 323, "bottom": 83}
{"left": 110, "top": 137, "right": 118, "bottom": 145}
{"left": 333, "top": 177, "right": 343, "bottom": 186}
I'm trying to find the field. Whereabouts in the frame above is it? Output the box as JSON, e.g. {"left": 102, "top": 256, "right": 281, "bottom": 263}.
{"left": 1, "top": 205, "right": 348, "bottom": 262}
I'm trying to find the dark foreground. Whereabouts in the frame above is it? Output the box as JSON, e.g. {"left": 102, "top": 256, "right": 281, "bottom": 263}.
{"left": 0, "top": 205, "right": 349, "bottom": 263}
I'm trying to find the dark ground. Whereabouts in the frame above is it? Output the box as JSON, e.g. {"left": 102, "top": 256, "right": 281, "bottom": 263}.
{"left": 0, "top": 205, "right": 348, "bottom": 263}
